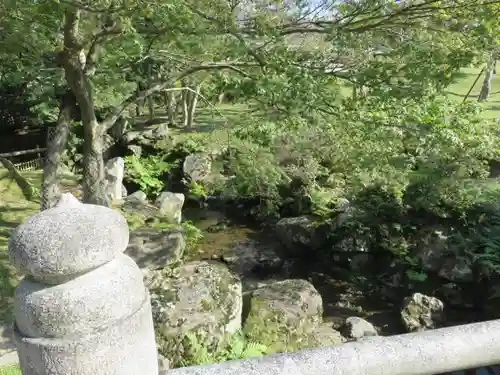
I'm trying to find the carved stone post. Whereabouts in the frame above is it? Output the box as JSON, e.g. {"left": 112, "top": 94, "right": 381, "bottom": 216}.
{"left": 8, "top": 193, "right": 158, "bottom": 375}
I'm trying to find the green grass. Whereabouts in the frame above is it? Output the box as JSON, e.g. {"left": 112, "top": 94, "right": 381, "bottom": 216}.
{"left": 446, "top": 65, "right": 500, "bottom": 119}
{"left": 0, "top": 170, "right": 78, "bottom": 324}
{"left": 0, "top": 365, "right": 20, "bottom": 375}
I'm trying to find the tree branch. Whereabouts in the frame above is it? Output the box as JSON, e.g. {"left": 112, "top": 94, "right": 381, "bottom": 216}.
{"left": 101, "top": 62, "right": 257, "bottom": 131}
{"left": 58, "top": 0, "right": 131, "bottom": 14}
{"left": 84, "top": 21, "right": 123, "bottom": 75}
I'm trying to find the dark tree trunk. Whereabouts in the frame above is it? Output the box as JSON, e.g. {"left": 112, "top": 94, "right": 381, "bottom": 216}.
{"left": 40, "top": 91, "right": 75, "bottom": 211}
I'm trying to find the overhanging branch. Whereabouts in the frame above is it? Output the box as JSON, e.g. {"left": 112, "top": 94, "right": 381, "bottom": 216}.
{"left": 101, "top": 62, "right": 257, "bottom": 131}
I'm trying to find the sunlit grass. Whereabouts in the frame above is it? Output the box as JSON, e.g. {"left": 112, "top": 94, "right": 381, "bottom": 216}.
{"left": 0, "top": 365, "right": 20, "bottom": 375}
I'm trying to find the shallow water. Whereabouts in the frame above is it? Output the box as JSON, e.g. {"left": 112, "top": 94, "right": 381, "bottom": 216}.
{"left": 184, "top": 208, "right": 485, "bottom": 337}
{"left": 184, "top": 208, "right": 408, "bottom": 334}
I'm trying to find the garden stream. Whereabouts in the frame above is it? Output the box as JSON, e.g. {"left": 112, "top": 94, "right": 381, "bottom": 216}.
{"left": 182, "top": 208, "right": 477, "bottom": 337}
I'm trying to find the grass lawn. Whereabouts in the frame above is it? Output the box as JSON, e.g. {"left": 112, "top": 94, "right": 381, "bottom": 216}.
{"left": 0, "top": 171, "right": 78, "bottom": 324}
{"left": 0, "top": 365, "right": 20, "bottom": 375}
{"left": 446, "top": 65, "right": 500, "bottom": 119}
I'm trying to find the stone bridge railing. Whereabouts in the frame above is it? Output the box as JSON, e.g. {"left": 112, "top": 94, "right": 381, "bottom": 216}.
{"left": 7, "top": 194, "right": 500, "bottom": 375}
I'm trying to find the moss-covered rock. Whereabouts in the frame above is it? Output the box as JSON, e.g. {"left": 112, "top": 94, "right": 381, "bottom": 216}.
{"left": 243, "top": 279, "right": 341, "bottom": 352}
{"left": 125, "top": 227, "right": 186, "bottom": 269}
{"left": 307, "top": 322, "right": 346, "bottom": 347}
{"left": 275, "top": 217, "right": 327, "bottom": 257}
{"left": 145, "top": 261, "right": 243, "bottom": 366}
{"left": 400, "top": 293, "right": 445, "bottom": 332}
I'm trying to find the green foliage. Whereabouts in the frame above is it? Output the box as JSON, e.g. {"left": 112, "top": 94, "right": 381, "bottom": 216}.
{"left": 180, "top": 331, "right": 269, "bottom": 367}
{"left": 179, "top": 220, "right": 204, "bottom": 252}
{"left": 124, "top": 154, "right": 179, "bottom": 197}
{"left": 451, "top": 203, "right": 500, "bottom": 280}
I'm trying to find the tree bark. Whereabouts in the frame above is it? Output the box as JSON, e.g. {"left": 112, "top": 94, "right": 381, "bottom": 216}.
{"left": 186, "top": 84, "right": 202, "bottom": 129}
{"left": 40, "top": 91, "right": 75, "bottom": 211}
{"left": 478, "top": 57, "right": 496, "bottom": 102}
{"left": 147, "top": 63, "right": 155, "bottom": 120}
{"left": 182, "top": 85, "right": 190, "bottom": 127}
{"left": 61, "top": 7, "right": 108, "bottom": 206}
{"left": 165, "top": 91, "right": 176, "bottom": 124}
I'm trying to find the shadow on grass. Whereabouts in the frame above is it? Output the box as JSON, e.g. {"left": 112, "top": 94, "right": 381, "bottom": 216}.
{"left": 486, "top": 104, "right": 500, "bottom": 112}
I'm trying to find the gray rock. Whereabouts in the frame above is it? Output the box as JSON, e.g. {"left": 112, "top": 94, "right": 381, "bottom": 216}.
{"left": 126, "top": 228, "right": 186, "bottom": 270}
{"left": 438, "top": 283, "right": 466, "bottom": 308}
{"left": 438, "top": 257, "right": 473, "bottom": 283}
{"left": 122, "top": 196, "right": 159, "bottom": 219}
{"left": 183, "top": 153, "right": 213, "bottom": 182}
{"left": 340, "top": 317, "right": 378, "bottom": 340}
{"left": 146, "top": 261, "right": 242, "bottom": 366}
{"left": 155, "top": 192, "right": 185, "bottom": 224}
{"left": 309, "top": 323, "right": 346, "bottom": 347}
{"left": 128, "top": 145, "right": 142, "bottom": 157}
{"left": 336, "top": 237, "right": 369, "bottom": 253}
{"left": 401, "top": 293, "right": 445, "bottom": 332}
{"left": 9, "top": 193, "right": 129, "bottom": 284}
{"left": 127, "top": 190, "right": 147, "bottom": 202}
{"left": 275, "top": 216, "right": 326, "bottom": 256}
{"left": 414, "top": 227, "right": 449, "bottom": 272}
{"left": 349, "top": 252, "right": 373, "bottom": 272}
{"left": 104, "top": 157, "right": 125, "bottom": 202}
{"left": 220, "top": 240, "right": 283, "bottom": 279}
{"left": 158, "top": 354, "right": 170, "bottom": 371}
{"left": 243, "top": 279, "right": 324, "bottom": 352}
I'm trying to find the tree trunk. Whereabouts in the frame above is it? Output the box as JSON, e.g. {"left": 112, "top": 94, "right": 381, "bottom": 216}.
{"left": 478, "top": 57, "right": 496, "bottom": 102}
{"left": 40, "top": 91, "right": 75, "bottom": 211}
{"left": 186, "top": 84, "right": 202, "bottom": 129}
{"left": 182, "top": 86, "right": 190, "bottom": 128}
{"left": 147, "top": 63, "right": 154, "bottom": 120}
{"left": 61, "top": 8, "right": 108, "bottom": 206}
{"left": 165, "top": 91, "right": 176, "bottom": 124}
{"left": 136, "top": 82, "right": 145, "bottom": 116}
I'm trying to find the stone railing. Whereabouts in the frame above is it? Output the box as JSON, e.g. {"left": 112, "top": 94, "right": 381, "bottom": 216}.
{"left": 7, "top": 194, "right": 500, "bottom": 375}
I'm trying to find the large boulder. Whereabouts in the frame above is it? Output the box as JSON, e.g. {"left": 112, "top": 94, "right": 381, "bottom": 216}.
{"left": 146, "top": 261, "right": 242, "bottom": 366}
{"left": 104, "top": 157, "right": 126, "bottom": 202}
{"left": 413, "top": 227, "right": 450, "bottom": 272}
{"left": 400, "top": 293, "right": 445, "bottom": 332}
{"left": 125, "top": 227, "right": 186, "bottom": 270}
{"left": 121, "top": 195, "right": 159, "bottom": 219}
{"left": 183, "top": 153, "right": 213, "bottom": 182}
{"left": 438, "top": 257, "right": 473, "bottom": 283}
{"left": 275, "top": 216, "right": 327, "bottom": 257}
{"left": 412, "top": 227, "right": 473, "bottom": 283}
{"left": 155, "top": 192, "right": 185, "bottom": 224}
{"left": 126, "top": 190, "right": 147, "bottom": 202}
{"left": 339, "top": 317, "right": 378, "bottom": 340}
{"left": 243, "top": 279, "right": 344, "bottom": 352}
{"left": 219, "top": 239, "right": 283, "bottom": 280}
{"left": 123, "top": 121, "right": 169, "bottom": 149}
